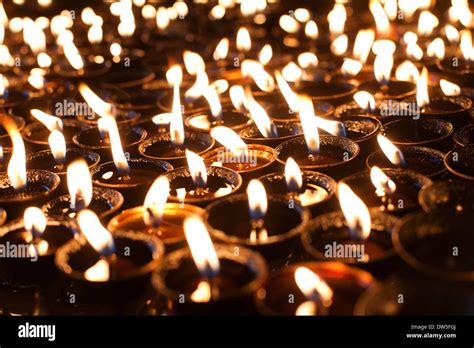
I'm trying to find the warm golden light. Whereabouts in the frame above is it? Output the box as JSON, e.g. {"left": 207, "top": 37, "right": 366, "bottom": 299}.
{"left": 1, "top": 115, "right": 27, "bottom": 191}
{"left": 246, "top": 90, "right": 277, "bottom": 138}
{"left": 298, "top": 95, "right": 319, "bottom": 154}
{"left": 241, "top": 60, "right": 275, "bottom": 92}
{"left": 297, "top": 52, "right": 318, "bottom": 69}
{"left": 156, "top": 6, "right": 170, "bottom": 30}
{"left": 210, "top": 126, "right": 248, "bottom": 156}
{"left": 186, "top": 149, "right": 208, "bottom": 188}
{"left": 352, "top": 29, "right": 375, "bottom": 64}
{"left": 353, "top": 91, "right": 376, "bottom": 113}
{"left": 229, "top": 85, "right": 248, "bottom": 112}
{"left": 327, "top": 3, "right": 346, "bottom": 37}
{"left": 285, "top": 157, "right": 303, "bottom": 193}
{"left": 143, "top": 176, "right": 169, "bottom": 227}
{"left": 330, "top": 34, "right": 348, "bottom": 56}
{"left": 236, "top": 27, "right": 251, "bottom": 52}
{"left": 275, "top": 70, "right": 299, "bottom": 111}
{"left": 67, "top": 159, "right": 93, "bottom": 210}
{"left": 213, "top": 38, "right": 229, "bottom": 61}
{"left": 370, "top": 0, "right": 390, "bottom": 36}
{"left": 184, "top": 216, "right": 220, "bottom": 302}
{"left": 440, "top": 79, "right": 461, "bottom": 97}
{"left": 24, "top": 207, "right": 47, "bottom": 238}
{"left": 374, "top": 51, "right": 393, "bottom": 85}
{"left": 370, "top": 166, "right": 396, "bottom": 197}
{"left": 258, "top": 44, "right": 273, "bottom": 66}
{"left": 282, "top": 62, "right": 302, "bottom": 82}
{"left": 279, "top": 14, "right": 300, "bottom": 34}
{"left": 78, "top": 209, "right": 115, "bottom": 255}
{"left": 377, "top": 134, "right": 405, "bottom": 166}
{"left": 79, "top": 83, "right": 114, "bottom": 118}
{"left": 247, "top": 179, "right": 268, "bottom": 221}
{"left": 418, "top": 11, "right": 439, "bottom": 37}
{"left": 444, "top": 25, "right": 459, "bottom": 43}
{"left": 63, "top": 41, "right": 84, "bottom": 71}
{"left": 341, "top": 58, "right": 363, "bottom": 77}
{"left": 395, "top": 60, "right": 419, "bottom": 83}
{"left": 295, "top": 267, "right": 333, "bottom": 307}
{"left": 337, "top": 183, "right": 371, "bottom": 240}
{"left": 416, "top": 67, "right": 429, "bottom": 108}
{"left": 48, "top": 130, "right": 66, "bottom": 165}
{"left": 185, "top": 69, "right": 209, "bottom": 100}
{"left": 426, "top": 38, "right": 445, "bottom": 59}
{"left": 460, "top": 30, "right": 473, "bottom": 62}
{"left": 183, "top": 51, "right": 205, "bottom": 76}
{"left": 99, "top": 116, "right": 130, "bottom": 175}
{"left": 305, "top": 20, "right": 318, "bottom": 39}
{"left": 167, "top": 65, "right": 185, "bottom": 146}
{"left": 30, "top": 109, "right": 63, "bottom": 131}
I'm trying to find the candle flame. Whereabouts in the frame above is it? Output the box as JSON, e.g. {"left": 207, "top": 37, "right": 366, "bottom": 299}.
{"left": 37, "top": 52, "right": 52, "bottom": 68}
{"left": 370, "top": 0, "right": 390, "bottom": 36}
{"left": 78, "top": 209, "right": 115, "bottom": 256}
{"left": 185, "top": 69, "right": 209, "bottom": 100}
{"left": 245, "top": 90, "right": 277, "bottom": 138}
{"left": 48, "top": 130, "right": 66, "bottom": 165}
{"left": 186, "top": 149, "right": 208, "bottom": 188}
{"left": 444, "top": 25, "right": 459, "bottom": 43}
{"left": 67, "top": 159, "right": 93, "bottom": 210}
{"left": 440, "top": 79, "right": 461, "bottom": 97}
{"left": 79, "top": 83, "right": 114, "bottom": 118}
{"left": 183, "top": 51, "right": 205, "bottom": 76}
{"left": 279, "top": 14, "right": 300, "bottom": 34}
{"left": 327, "top": 3, "right": 346, "bottom": 37}
{"left": 100, "top": 116, "right": 130, "bottom": 175}
{"left": 203, "top": 86, "right": 223, "bottom": 120}
{"left": 258, "top": 44, "right": 273, "bottom": 66}
{"left": 298, "top": 95, "right": 319, "bottom": 154}
{"left": 285, "top": 157, "right": 303, "bottom": 193}
{"left": 110, "top": 43, "right": 122, "bottom": 57}
{"left": 377, "top": 134, "right": 405, "bottom": 166}
{"left": 341, "top": 58, "right": 363, "bottom": 77}
{"left": 241, "top": 60, "right": 275, "bottom": 92}
{"left": 374, "top": 51, "right": 393, "bottom": 85}
{"left": 63, "top": 40, "right": 84, "bottom": 71}
{"left": 1, "top": 114, "right": 27, "bottom": 191}
{"left": 28, "top": 69, "right": 45, "bottom": 90}
{"left": 330, "top": 34, "right": 348, "bottom": 56}
{"left": 460, "top": 30, "right": 474, "bottom": 62}
{"left": 370, "top": 166, "right": 396, "bottom": 197}
{"left": 295, "top": 301, "right": 318, "bottom": 316}
{"left": 305, "top": 20, "right": 318, "bottom": 39}
{"left": 275, "top": 70, "right": 299, "bottom": 112}
{"left": 167, "top": 65, "right": 185, "bottom": 146}
{"left": 337, "top": 183, "right": 371, "bottom": 240}
{"left": 297, "top": 52, "right": 318, "bottom": 69}
{"left": 31, "top": 109, "right": 63, "bottom": 132}
{"left": 229, "top": 85, "right": 248, "bottom": 112}
{"left": 210, "top": 126, "right": 247, "bottom": 156}
{"left": 84, "top": 259, "right": 110, "bottom": 282}
{"left": 184, "top": 216, "right": 220, "bottom": 280}
{"left": 156, "top": 6, "right": 170, "bottom": 30}
{"left": 395, "top": 60, "right": 419, "bottom": 83}
{"left": 353, "top": 91, "right": 376, "bottom": 113}
{"left": 295, "top": 267, "right": 333, "bottom": 307}
{"left": 247, "top": 179, "right": 267, "bottom": 220}
{"left": 24, "top": 207, "right": 47, "bottom": 238}
{"left": 236, "top": 27, "right": 251, "bottom": 52}
{"left": 213, "top": 38, "right": 229, "bottom": 61}
{"left": 416, "top": 67, "right": 429, "bottom": 108}
{"left": 418, "top": 11, "right": 439, "bottom": 37}
{"left": 315, "top": 117, "right": 346, "bottom": 137}
{"left": 88, "top": 22, "right": 103, "bottom": 45}
{"left": 143, "top": 176, "right": 169, "bottom": 227}
{"left": 282, "top": 62, "right": 303, "bottom": 83}
{"left": 426, "top": 38, "right": 445, "bottom": 59}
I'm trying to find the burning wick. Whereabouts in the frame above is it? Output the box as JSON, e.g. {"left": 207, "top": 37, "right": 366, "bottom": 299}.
{"left": 48, "top": 129, "right": 67, "bottom": 169}
{"left": 78, "top": 209, "right": 116, "bottom": 282}
{"left": 298, "top": 95, "right": 320, "bottom": 160}
{"left": 143, "top": 176, "right": 170, "bottom": 227}
{"left": 184, "top": 216, "right": 220, "bottom": 302}
{"left": 247, "top": 179, "right": 268, "bottom": 244}
{"left": 370, "top": 166, "right": 397, "bottom": 211}
{"left": 294, "top": 267, "right": 333, "bottom": 315}
{"left": 338, "top": 183, "right": 371, "bottom": 242}
{"left": 24, "top": 207, "right": 49, "bottom": 256}
{"left": 185, "top": 149, "right": 208, "bottom": 195}
{"left": 67, "top": 159, "right": 93, "bottom": 211}
{"left": 376, "top": 134, "right": 406, "bottom": 167}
